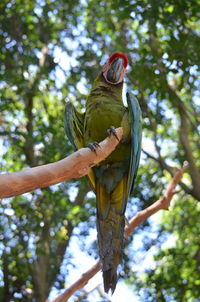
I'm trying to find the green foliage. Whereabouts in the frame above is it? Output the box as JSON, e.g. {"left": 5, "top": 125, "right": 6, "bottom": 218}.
{"left": 0, "top": 0, "right": 200, "bottom": 301}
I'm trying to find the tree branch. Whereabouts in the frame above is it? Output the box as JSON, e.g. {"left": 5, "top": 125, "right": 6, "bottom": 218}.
{"left": 0, "top": 128, "right": 123, "bottom": 199}
{"left": 125, "top": 163, "right": 188, "bottom": 236}
{"left": 49, "top": 261, "right": 101, "bottom": 302}
{"left": 146, "top": 34, "right": 200, "bottom": 201}
{"left": 137, "top": 93, "right": 193, "bottom": 195}
{"left": 23, "top": 44, "right": 49, "bottom": 164}
{"left": 142, "top": 149, "right": 193, "bottom": 196}
{"left": 167, "top": 85, "right": 200, "bottom": 183}
{"left": 49, "top": 164, "right": 188, "bottom": 302}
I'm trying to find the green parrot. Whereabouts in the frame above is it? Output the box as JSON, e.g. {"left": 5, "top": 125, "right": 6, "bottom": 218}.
{"left": 64, "top": 52, "right": 142, "bottom": 293}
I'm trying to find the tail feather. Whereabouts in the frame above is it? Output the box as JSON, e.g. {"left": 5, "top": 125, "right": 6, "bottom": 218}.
{"left": 96, "top": 177, "right": 127, "bottom": 293}
{"left": 97, "top": 207, "right": 125, "bottom": 293}
{"left": 103, "top": 268, "right": 117, "bottom": 294}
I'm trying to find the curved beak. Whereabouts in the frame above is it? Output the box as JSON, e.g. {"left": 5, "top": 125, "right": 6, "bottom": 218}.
{"left": 106, "top": 57, "right": 124, "bottom": 83}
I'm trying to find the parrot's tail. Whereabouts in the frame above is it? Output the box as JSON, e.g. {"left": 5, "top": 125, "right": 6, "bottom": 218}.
{"left": 97, "top": 206, "right": 125, "bottom": 293}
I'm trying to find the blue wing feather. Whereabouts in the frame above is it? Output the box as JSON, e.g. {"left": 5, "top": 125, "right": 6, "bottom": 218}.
{"left": 126, "top": 92, "right": 142, "bottom": 196}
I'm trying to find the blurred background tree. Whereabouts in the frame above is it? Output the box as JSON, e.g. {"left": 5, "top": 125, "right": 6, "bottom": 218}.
{"left": 0, "top": 0, "right": 199, "bottom": 301}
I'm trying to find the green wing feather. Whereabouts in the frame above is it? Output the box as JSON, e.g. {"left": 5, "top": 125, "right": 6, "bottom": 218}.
{"left": 64, "top": 101, "right": 85, "bottom": 150}
{"left": 126, "top": 92, "right": 142, "bottom": 195}
{"left": 64, "top": 101, "right": 96, "bottom": 191}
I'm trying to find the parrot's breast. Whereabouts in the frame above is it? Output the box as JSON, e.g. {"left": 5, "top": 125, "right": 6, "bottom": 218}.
{"left": 84, "top": 96, "right": 131, "bottom": 164}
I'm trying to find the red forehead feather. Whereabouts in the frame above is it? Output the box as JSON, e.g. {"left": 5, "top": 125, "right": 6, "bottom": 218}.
{"left": 108, "top": 52, "right": 128, "bottom": 68}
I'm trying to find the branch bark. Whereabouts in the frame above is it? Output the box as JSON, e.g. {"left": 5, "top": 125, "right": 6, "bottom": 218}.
{"left": 49, "top": 164, "right": 188, "bottom": 302}
{"left": 0, "top": 128, "right": 123, "bottom": 199}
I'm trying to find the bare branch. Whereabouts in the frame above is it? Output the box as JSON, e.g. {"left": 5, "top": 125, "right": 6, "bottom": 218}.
{"left": 49, "top": 261, "right": 101, "bottom": 302}
{"left": 0, "top": 128, "right": 123, "bottom": 199}
{"left": 49, "top": 164, "right": 188, "bottom": 302}
{"left": 125, "top": 163, "right": 188, "bottom": 236}
{"left": 142, "top": 149, "right": 193, "bottom": 196}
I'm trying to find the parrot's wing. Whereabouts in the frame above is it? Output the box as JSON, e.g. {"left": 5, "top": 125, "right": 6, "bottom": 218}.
{"left": 126, "top": 92, "right": 142, "bottom": 195}
{"left": 64, "top": 101, "right": 85, "bottom": 150}
{"left": 64, "top": 101, "right": 96, "bottom": 191}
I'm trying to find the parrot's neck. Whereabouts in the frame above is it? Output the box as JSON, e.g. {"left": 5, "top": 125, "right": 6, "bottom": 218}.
{"left": 89, "top": 74, "right": 124, "bottom": 104}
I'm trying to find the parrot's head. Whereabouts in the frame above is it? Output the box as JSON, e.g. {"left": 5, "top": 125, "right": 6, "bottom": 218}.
{"left": 102, "top": 52, "right": 128, "bottom": 85}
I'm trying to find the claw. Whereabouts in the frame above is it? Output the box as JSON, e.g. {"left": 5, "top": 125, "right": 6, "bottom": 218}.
{"left": 107, "top": 126, "right": 120, "bottom": 141}
{"left": 88, "top": 142, "right": 101, "bottom": 154}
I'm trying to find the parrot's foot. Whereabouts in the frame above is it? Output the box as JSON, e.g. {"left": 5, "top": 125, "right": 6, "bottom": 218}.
{"left": 88, "top": 142, "right": 101, "bottom": 154}
{"left": 107, "top": 126, "right": 120, "bottom": 141}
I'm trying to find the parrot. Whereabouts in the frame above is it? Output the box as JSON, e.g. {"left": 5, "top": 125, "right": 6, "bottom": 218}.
{"left": 64, "top": 52, "right": 142, "bottom": 293}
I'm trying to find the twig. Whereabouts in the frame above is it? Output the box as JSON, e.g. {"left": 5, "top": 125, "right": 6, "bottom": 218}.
{"left": 125, "top": 163, "right": 188, "bottom": 236}
{"left": 49, "top": 164, "right": 188, "bottom": 302}
{"left": 0, "top": 128, "right": 123, "bottom": 198}
{"left": 50, "top": 261, "right": 101, "bottom": 302}
{"left": 142, "top": 149, "right": 193, "bottom": 196}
